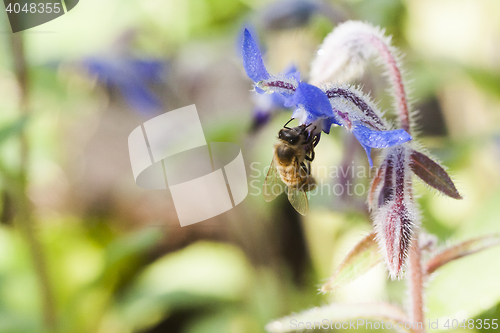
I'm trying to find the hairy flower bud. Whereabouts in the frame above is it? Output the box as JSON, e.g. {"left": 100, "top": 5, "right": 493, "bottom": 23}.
{"left": 373, "top": 145, "right": 419, "bottom": 279}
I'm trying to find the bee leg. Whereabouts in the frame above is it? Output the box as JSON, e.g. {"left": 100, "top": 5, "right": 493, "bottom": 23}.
{"left": 304, "top": 134, "right": 319, "bottom": 162}
{"left": 304, "top": 126, "right": 317, "bottom": 144}
{"left": 305, "top": 142, "right": 315, "bottom": 162}
{"left": 310, "top": 149, "right": 315, "bottom": 161}
{"left": 301, "top": 161, "right": 312, "bottom": 176}
{"left": 300, "top": 162, "right": 308, "bottom": 175}
{"left": 312, "top": 133, "right": 321, "bottom": 147}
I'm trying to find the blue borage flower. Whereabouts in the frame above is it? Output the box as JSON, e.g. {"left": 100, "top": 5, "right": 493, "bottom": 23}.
{"left": 251, "top": 65, "right": 298, "bottom": 131}
{"left": 241, "top": 28, "right": 412, "bottom": 167}
{"left": 260, "top": 0, "right": 344, "bottom": 31}
{"left": 241, "top": 28, "right": 298, "bottom": 130}
{"left": 82, "top": 57, "right": 166, "bottom": 115}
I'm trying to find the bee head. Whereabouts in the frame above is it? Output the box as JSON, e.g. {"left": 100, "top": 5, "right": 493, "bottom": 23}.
{"left": 278, "top": 127, "right": 303, "bottom": 145}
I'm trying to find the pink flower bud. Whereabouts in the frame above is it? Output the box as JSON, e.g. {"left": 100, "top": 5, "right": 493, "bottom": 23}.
{"left": 373, "top": 145, "right": 419, "bottom": 279}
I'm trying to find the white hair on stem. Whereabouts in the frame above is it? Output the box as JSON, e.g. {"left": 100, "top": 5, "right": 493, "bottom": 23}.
{"left": 310, "top": 21, "right": 413, "bottom": 133}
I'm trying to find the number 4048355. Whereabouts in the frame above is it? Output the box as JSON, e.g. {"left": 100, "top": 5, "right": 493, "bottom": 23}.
{"left": 6, "top": 2, "right": 61, "bottom": 14}
{"left": 443, "top": 318, "right": 498, "bottom": 330}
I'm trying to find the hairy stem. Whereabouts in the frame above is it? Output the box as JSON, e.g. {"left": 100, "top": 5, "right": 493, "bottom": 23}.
{"left": 362, "top": 28, "right": 424, "bottom": 326}
{"left": 9, "top": 32, "right": 58, "bottom": 332}
{"left": 368, "top": 31, "right": 425, "bottom": 329}
{"left": 367, "top": 34, "right": 410, "bottom": 133}
{"left": 408, "top": 236, "right": 425, "bottom": 332}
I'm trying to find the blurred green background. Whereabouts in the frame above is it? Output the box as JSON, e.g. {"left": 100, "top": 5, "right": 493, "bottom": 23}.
{"left": 0, "top": 0, "right": 499, "bottom": 332}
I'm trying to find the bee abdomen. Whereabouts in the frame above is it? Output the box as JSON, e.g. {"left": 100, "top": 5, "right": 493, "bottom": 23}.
{"left": 278, "top": 165, "right": 316, "bottom": 192}
{"left": 303, "top": 175, "right": 316, "bottom": 192}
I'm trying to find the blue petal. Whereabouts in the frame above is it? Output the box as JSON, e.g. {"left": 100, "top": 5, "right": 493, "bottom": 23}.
{"left": 242, "top": 29, "right": 270, "bottom": 82}
{"left": 282, "top": 64, "right": 298, "bottom": 76}
{"left": 255, "top": 86, "right": 266, "bottom": 94}
{"left": 352, "top": 123, "right": 412, "bottom": 148}
{"left": 284, "top": 82, "right": 332, "bottom": 119}
{"left": 236, "top": 24, "right": 260, "bottom": 58}
{"left": 83, "top": 57, "right": 166, "bottom": 86}
{"left": 83, "top": 58, "right": 116, "bottom": 84}
{"left": 270, "top": 93, "right": 288, "bottom": 108}
{"left": 352, "top": 122, "right": 412, "bottom": 167}
{"left": 118, "top": 81, "right": 162, "bottom": 114}
{"left": 261, "top": 0, "right": 321, "bottom": 30}
{"left": 362, "top": 146, "right": 373, "bottom": 167}
{"left": 252, "top": 109, "right": 272, "bottom": 129}
{"left": 320, "top": 117, "right": 340, "bottom": 134}
{"left": 252, "top": 92, "right": 293, "bottom": 130}
{"left": 282, "top": 64, "right": 301, "bottom": 82}
{"left": 83, "top": 57, "right": 164, "bottom": 114}
{"left": 129, "top": 60, "right": 166, "bottom": 82}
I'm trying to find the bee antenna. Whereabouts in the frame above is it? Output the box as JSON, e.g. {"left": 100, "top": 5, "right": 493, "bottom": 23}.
{"left": 283, "top": 118, "right": 294, "bottom": 129}
{"left": 301, "top": 123, "right": 315, "bottom": 135}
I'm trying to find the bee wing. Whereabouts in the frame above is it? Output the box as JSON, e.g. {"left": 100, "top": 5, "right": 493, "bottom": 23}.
{"left": 287, "top": 186, "right": 309, "bottom": 216}
{"left": 263, "top": 159, "right": 285, "bottom": 202}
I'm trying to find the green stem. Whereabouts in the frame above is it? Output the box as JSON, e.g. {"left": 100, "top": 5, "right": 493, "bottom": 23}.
{"left": 9, "top": 31, "right": 58, "bottom": 332}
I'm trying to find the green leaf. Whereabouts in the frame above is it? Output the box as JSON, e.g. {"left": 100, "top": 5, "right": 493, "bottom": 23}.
{"left": 105, "top": 227, "right": 163, "bottom": 267}
{"left": 321, "top": 231, "right": 381, "bottom": 292}
{"left": 0, "top": 116, "right": 28, "bottom": 145}
{"left": 266, "top": 302, "right": 415, "bottom": 333}
{"left": 426, "top": 234, "right": 500, "bottom": 275}
{"left": 464, "top": 66, "right": 500, "bottom": 98}
{"left": 410, "top": 150, "right": 462, "bottom": 199}
{"left": 116, "top": 242, "right": 251, "bottom": 330}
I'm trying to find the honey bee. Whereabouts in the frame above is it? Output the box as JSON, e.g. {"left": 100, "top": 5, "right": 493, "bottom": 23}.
{"left": 263, "top": 119, "right": 318, "bottom": 215}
